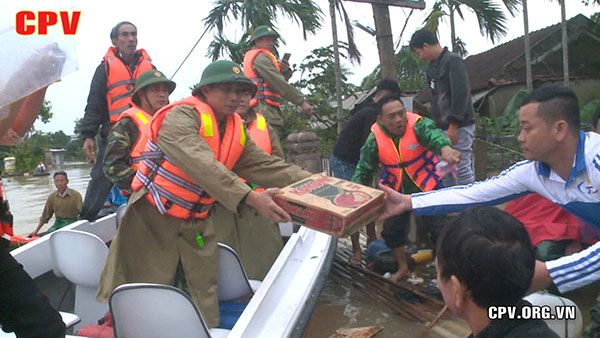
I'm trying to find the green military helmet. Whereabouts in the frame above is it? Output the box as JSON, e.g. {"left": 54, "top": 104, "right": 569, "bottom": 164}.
{"left": 195, "top": 60, "right": 257, "bottom": 94}
{"left": 133, "top": 70, "right": 176, "bottom": 96}
{"left": 250, "top": 25, "right": 279, "bottom": 43}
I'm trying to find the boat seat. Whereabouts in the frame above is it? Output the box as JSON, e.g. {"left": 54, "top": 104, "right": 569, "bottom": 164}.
{"left": 109, "top": 283, "right": 230, "bottom": 338}
{"left": 217, "top": 243, "right": 261, "bottom": 302}
{"left": 49, "top": 230, "right": 109, "bottom": 331}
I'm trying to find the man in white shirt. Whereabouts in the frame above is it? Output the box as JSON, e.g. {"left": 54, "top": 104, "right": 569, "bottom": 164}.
{"left": 379, "top": 86, "right": 600, "bottom": 325}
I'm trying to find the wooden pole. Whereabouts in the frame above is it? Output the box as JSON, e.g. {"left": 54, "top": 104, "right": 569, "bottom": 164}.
{"left": 372, "top": 3, "right": 397, "bottom": 80}
{"left": 523, "top": 0, "right": 533, "bottom": 92}
{"left": 330, "top": 0, "right": 345, "bottom": 135}
{"left": 417, "top": 305, "right": 448, "bottom": 338}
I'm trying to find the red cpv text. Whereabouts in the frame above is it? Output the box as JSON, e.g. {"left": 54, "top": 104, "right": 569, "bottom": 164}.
{"left": 15, "top": 11, "right": 81, "bottom": 35}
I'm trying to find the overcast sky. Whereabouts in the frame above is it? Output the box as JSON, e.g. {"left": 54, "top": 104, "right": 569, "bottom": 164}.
{"left": 2, "top": 0, "right": 598, "bottom": 134}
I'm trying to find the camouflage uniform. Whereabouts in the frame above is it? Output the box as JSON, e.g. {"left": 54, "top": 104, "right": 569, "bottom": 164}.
{"left": 102, "top": 118, "right": 139, "bottom": 194}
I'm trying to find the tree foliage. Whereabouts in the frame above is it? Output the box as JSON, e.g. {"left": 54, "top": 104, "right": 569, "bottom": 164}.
{"left": 361, "top": 46, "right": 429, "bottom": 93}
{"left": 204, "top": 0, "right": 323, "bottom": 38}
{"left": 281, "top": 44, "right": 358, "bottom": 154}
{"left": 204, "top": 0, "right": 323, "bottom": 61}
{"left": 423, "top": 0, "right": 521, "bottom": 50}
{"left": 331, "top": 0, "right": 361, "bottom": 64}
{"left": 38, "top": 100, "right": 53, "bottom": 124}
{"left": 1, "top": 130, "right": 84, "bottom": 174}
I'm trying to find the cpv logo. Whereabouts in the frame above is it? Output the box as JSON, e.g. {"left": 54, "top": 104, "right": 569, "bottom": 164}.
{"left": 578, "top": 181, "right": 599, "bottom": 194}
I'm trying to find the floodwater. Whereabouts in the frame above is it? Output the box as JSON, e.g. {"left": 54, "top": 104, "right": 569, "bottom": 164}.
{"left": 4, "top": 164, "right": 90, "bottom": 235}
{"left": 4, "top": 164, "right": 470, "bottom": 337}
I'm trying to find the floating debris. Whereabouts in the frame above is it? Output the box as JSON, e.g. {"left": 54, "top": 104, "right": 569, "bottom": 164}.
{"left": 329, "top": 325, "right": 383, "bottom": 338}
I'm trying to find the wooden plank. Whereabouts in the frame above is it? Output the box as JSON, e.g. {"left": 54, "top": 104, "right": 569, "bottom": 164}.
{"left": 344, "top": 0, "right": 426, "bottom": 9}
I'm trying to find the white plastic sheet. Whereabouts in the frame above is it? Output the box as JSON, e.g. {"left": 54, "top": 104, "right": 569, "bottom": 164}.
{"left": 0, "top": 7, "right": 78, "bottom": 144}
{"left": 0, "top": 27, "right": 77, "bottom": 110}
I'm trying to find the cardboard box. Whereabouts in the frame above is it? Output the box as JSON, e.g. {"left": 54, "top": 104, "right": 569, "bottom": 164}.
{"left": 274, "top": 173, "right": 384, "bottom": 237}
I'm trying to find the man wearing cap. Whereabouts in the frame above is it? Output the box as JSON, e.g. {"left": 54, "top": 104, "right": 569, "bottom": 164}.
{"left": 97, "top": 60, "right": 310, "bottom": 328}
{"left": 80, "top": 21, "right": 154, "bottom": 221}
{"left": 243, "top": 25, "right": 313, "bottom": 143}
{"left": 103, "top": 70, "right": 175, "bottom": 195}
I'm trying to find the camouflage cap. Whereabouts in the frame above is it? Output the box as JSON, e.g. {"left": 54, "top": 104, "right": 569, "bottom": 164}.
{"left": 196, "top": 60, "right": 256, "bottom": 94}
{"left": 133, "top": 70, "right": 176, "bottom": 96}
{"left": 250, "top": 25, "right": 279, "bottom": 43}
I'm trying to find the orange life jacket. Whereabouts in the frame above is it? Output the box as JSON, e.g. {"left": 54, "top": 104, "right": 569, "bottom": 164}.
{"left": 131, "top": 96, "right": 246, "bottom": 220}
{"left": 372, "top": 112, "right": 441, "bottom": 192}
{"left": 104, "top": 47, "right": 153, "bottom": 124}
{"left": 115, "top": 106, "right": 152, "bottom": 172}
{"left": 247, "top": 113, "right": 272, "bottom": 155}
{"left": 243, "top": 48, "right": 282, "bottom": 108}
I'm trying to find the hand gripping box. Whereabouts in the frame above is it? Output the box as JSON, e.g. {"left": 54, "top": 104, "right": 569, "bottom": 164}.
{"left": 274, "top": 173, "right": 384, "bottom": 237}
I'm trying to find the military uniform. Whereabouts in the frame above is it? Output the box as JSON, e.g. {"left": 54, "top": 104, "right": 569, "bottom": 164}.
{"left": 103, "top": 118, "right": 139, "bottom": 193}
{"left": 213, "top": 203, "right": 283, "bottom": 281}
{"left": 212, "top": 109, "right": 286, "bottom": 280}
{"left": 97, "top": 61, "right": 309, "bottom": 328}
{"left": 103, "top": 70, "right": 176, "bottom": 194}
{"left": 252, "top": 54, "right": 305, "bottom": 133}
{"left": 243, "top": 26, "right": 307, "bottom": 140}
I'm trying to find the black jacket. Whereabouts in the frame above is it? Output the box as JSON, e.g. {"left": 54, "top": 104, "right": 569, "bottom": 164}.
{"left": 81, "top": 52, "right": 153, "bottom": 140}
{"left": 470, "top": 301, "right": 560, "bottom": 338}
{"left": 426, "top": 48, "right": 475, "bottom": 129}
{"left": 332, "top": 102, "right": 378, "bottom": 165}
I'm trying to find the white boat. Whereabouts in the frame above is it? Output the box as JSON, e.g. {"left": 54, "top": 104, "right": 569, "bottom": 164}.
{"left": 10, "top": 213, "right": 336, "bottom": 337}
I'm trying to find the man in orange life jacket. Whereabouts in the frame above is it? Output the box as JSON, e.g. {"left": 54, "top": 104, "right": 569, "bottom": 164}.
{"left": 80, "top": 21, "right": 153, "bottom": 221}
{"left": 103, "top": 70, "right": 175, "bottom": 195}
{"left": 239, "top": 90, "right": 283, "bottom": 158}
{"left": 97, "top": 60, "right": 310, "bottom": 328}
{"left": 351, "top": 95, "right": 460, "bottom": 283}
{"left": 243, "top": 25, "right": 313, "bottom": 145}
{"left": 213, "top": 90, "right": 286, "bottom": 280}
{"left": 0, "top": 174, "right": 66, "bottom": 337}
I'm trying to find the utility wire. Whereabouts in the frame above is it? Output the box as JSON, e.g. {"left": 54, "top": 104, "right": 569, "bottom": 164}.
{"left": 170, "top": 25, "right": 212, "bottom": 80}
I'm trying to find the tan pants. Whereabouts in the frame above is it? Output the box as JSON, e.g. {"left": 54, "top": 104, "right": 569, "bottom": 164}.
{"left": 97, "top": 197, "right": 220, "bottom": 327}
{"left": 213, "top": 203, "right": 283, "bottom": 280}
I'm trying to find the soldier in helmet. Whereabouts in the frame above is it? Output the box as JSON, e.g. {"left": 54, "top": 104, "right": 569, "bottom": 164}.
{"left": 103, "top": 70, "right": 175, "bottom": 195}
{"left": 242, "top": 25, "right": 313, "bottom": 143}
{"left": 97, "top": 60, "right": 310, "bottom": 328}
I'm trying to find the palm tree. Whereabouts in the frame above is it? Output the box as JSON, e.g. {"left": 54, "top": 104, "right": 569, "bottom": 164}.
{"left": 207, "top": 33, "right": 251, "bottom": 64}
{"left": 423, "top": 0, "right": 521, "bottom": 52}
{"left": 329, "top": 0, "right": 361, "bottom": 134}
{"left": 203, "top": 0, "right": 323, "bottom": 61}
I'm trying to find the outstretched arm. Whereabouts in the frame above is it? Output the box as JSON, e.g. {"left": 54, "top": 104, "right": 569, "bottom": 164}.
{"left": 377, "top": 184, "right": 413, "bottom": 220}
